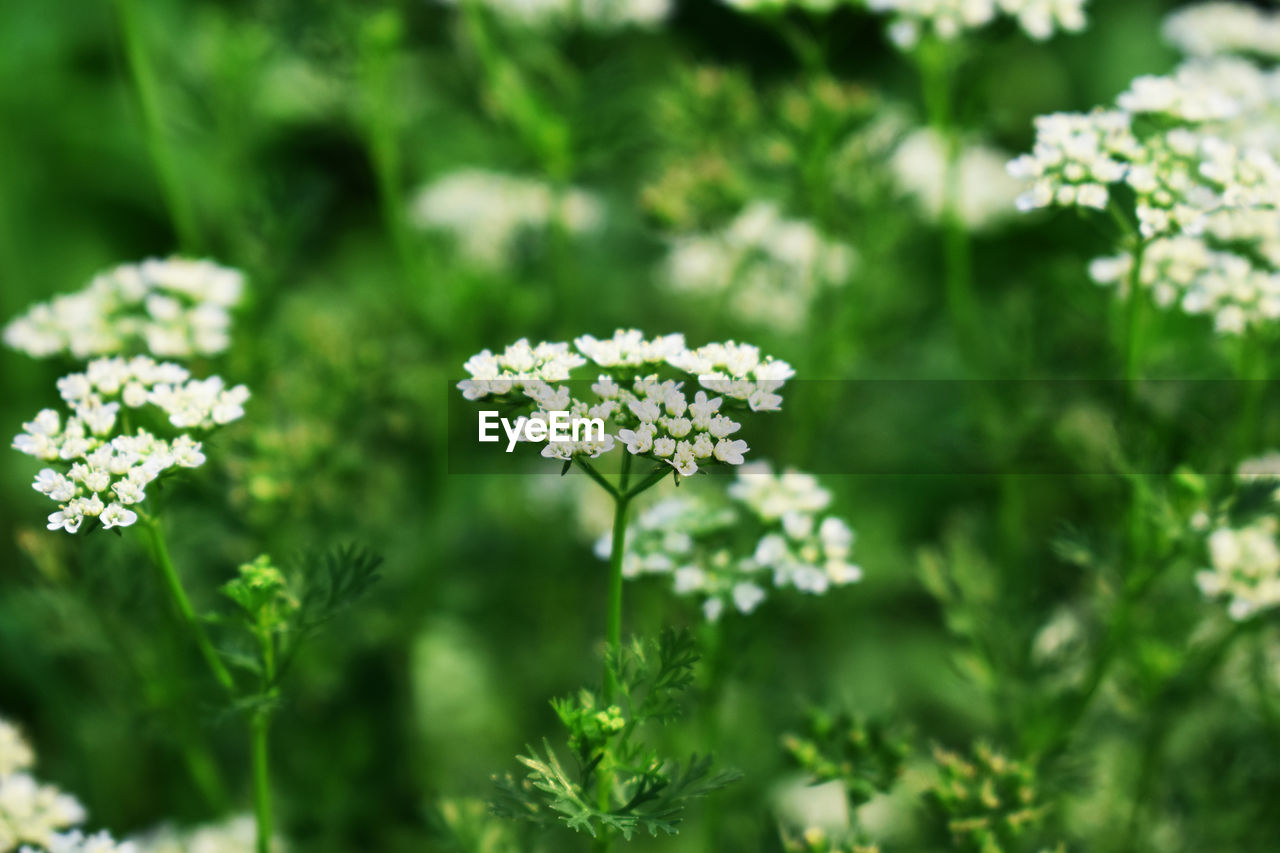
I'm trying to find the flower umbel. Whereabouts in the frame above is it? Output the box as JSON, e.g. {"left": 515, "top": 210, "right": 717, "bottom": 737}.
{"left": 3, "top": 258, "right": 244, "bottom": 360}
{"left": 598, "top": 462, "right": 862, "bottom": 620}
{"left": 458, "top": 330, "right": 793, "bottom": 477}
{"left": 12, "top": 356, "right": 249, "bottom": 535}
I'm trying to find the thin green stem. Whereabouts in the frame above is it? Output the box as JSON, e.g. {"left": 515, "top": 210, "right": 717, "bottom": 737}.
{"left": 112, "top": 0, "right": 200, "bottom": 252}
{"left": 251, "top": 710, "right": 273, "bottom": 853}
{"left": 358, "top": 12, "right": 425, "bottom": 311}
{"left": 1234, "top": 334, "right": 1266, "bottom": 461}
{"left": 602, "top": 494, "right": 630, "bottom": 704}
{"left": 618, "top": 449, "right": 633, "bottom": 493}
{"left": 917, "top": 40, "right": 977, "bottom": 366}
{"left": 139, "top": 516, "right": 234, "bottom": 693}
{"left": 594, "top": 491, "right": 631, "bottom": 853}
{"left": 1124, "top": 239, "right": 1149, "bottom": 385}
{"left": 575, "top": 458, "right": 619, "bottom": 499}
{"left": 624, "top": 466, "right": 671, "bottom": 501}
{"left": 251, "top": 618, "right": 277, "bottom": 853}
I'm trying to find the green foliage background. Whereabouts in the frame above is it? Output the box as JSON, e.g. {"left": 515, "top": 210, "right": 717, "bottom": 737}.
{"left": 2, "top": 0, "right": 1276, "bottom": 850}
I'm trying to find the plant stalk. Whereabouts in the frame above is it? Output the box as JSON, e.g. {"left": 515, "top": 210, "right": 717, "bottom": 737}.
{"left": 252, "top": 613, "right": 277, "bottom": 853}
{"left": 112, "top": 0, "right": 200, "bottom": 252}
{"left": 918, "top": 40, "right": 978, "bottom": 366}
{"left": 140, "top": 516, "right": 234, "bottom": 693}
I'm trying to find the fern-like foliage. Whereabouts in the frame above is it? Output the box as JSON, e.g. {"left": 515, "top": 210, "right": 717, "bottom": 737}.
{"left": 491, "top": 628, "right": 741, "bottom": 841}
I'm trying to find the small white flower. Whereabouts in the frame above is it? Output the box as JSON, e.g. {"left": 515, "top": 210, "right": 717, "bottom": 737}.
{"left": 713, "top": 438, "right": 749, "bottom": 465}
{"left": 100, "top": 503, "right": 138, "bottom": 529}
{"left": 732, "top": 581, "right": 766, "bottom": 613}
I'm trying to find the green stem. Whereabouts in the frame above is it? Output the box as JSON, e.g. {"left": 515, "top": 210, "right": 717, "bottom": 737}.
{"left": 918, "top": 40, "right": 977, "bottom": 366}
{"left": 594, "top": 491, "right": 631, "bottom": 852}
{"left": 139, "top": 516, "right": 234, "bottom": 693}
{"left": 624, "top": 467, "right": 671, "bottom": 500}
{"left": 251, "top": 614, "right": 277, "bottom": 853}
{"left": 1234, "top": 334, "right": 1266, "bottom": 461}
{"left": 359, "top": 12, "right": 424, "bottom": 310}
{"left": 602, "top": 494, "right": 630, "bottom": 704}
{"left": 112, "top": 0, "right": 200, "bottom": 252}
{"left": 1124, "top": 239, "right": 1149, "bottom": 385}
{"left": 251, "top": 709, "right": 273, "bottom": 853}
{"left": 575, "top": 458, "right": 619, "bottom": 499}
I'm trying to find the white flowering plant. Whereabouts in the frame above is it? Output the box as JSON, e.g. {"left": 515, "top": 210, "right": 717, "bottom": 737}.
{"left": 1010, "top": 53, "right": 1280, "bottom": 346}
{"left": 3, "top": 259, "right": 244, "bottom": 361}
{"left": 492, "top": 630, "right": 742, "bottom": 841}
{"left": 597, "top": 463, "right": 863, "bottom": 621}
{"left": 457, "top": 331, "right": 800, "bottom": 847}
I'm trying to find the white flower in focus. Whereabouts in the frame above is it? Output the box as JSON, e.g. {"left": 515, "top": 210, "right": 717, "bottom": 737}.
{"left": 12, "top": 358, "right": 247, "bottom": 535}
{"left": 574, "top": 330, "right": 687, "bottom": 368}
{"left": 668, "top": 340, "right": 794, "bottom": 411}
{"left": 3, "top": 259, "right": 244, "bottom": 360}
{"left": 458, "top": 338, "right": 587, "bottom": 401}
{"left": 409, "top": 170, "right": 604, "bottom": 269}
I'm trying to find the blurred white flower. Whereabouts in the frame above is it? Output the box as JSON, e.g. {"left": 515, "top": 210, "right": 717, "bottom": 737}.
{"left": 0, "top": 721, "right": 33, "bottom": 781}
{"left": 24, "top": 832, "right": 137, "bottom": 853}
{"left": 1197, "top": 517, "right": 1280, "bottom": 620}
{"left": 409, "top": 169, "right": 603, "bottom": 269}
{"left": 433, "top": 0, "right": 670, "bottom": 29}
{"left": 867, "top": 0, "right": 1086, "bottom": 48}
{"left": 720, "top": 0, "right": 844, "bottom": 13}
{"left": 1163, "top": 2, "right": 1280, "bottom": 59}
{"left": 1012, "top": 54, "right": 1280, "bottom": 335}
{"left": 890, "top": 128, "right": 1025, "bottom": 230}
{"left": 128, "top": 815, "right": 284, "bottom": 853}
{"left": 3, "top": 259, "right": 244, "bottom": 360}
{"left": 12, "top": 357, "right": 248, "bottom": 535}
{"left": 599, "top": 462, "right": 861, "bottom": 618}
{"left": 0, "top": 716, "right": 87, "bottom": 852}
{"left": 662, "top": 202, "right": 856, "bottom": 332}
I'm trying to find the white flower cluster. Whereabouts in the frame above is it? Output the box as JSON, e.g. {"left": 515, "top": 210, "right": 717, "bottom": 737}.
{"left": 1010, "top": 54, "right": 1280, "bottom": 334}
{"left": 3, "top": 259, "right": 244, "bottom": 360}
{"left": 597, "top": 462, "right": 861, "bottom": 620}
{"left": 433, "top": 0, "right": 669, "bottom": 29}
{"left": 0, "top": 717, "right": 88, "bottom": 852}
{"left": 21, "top": 832, "right": 137, "bottom": 853}
{"left": 1197, "top": 516, "right": 1280, "bottom": 620}
{"left": 1088, "top": 235, "right": 1280, "bottom": 334}
{"left": 662, "top": 202, "right": 856, "bottom": 332}
{"left": 1163, "top": 2, "right": 1280, "bottom": 60}
{"left": 890, "top": 128, "right": 1025, "bottom": 230}
{"left": 128, "top": 815, "right": 281, "bottom": 853}
{"left": 458, "top": 339, "right": 586, "bottom": 400}
{"left": 409, "top": 169, "right": 603, "bottom": 270}
{"left": 12, "top": 356, "right": 248, "bottom": 535}
{"left": 609, "top": 382, "right": 748, "bottom": 476}
{"left": 867, "top": 0, "right": 1087, "bottom": 49}
{"left": 458, "top": 330, "right": 793, "bottom": 478}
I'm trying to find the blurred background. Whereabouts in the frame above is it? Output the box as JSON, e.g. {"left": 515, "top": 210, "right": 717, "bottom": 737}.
{"left": 2, "top": 0, "right": 1276, "bottom": 850}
